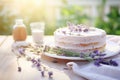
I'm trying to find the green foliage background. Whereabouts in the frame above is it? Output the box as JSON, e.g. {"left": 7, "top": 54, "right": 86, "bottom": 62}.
{"left": 0, "top": 0, "right": 120, "bottom": 35}
{"left": 95, "top": 0, "right": 120, "bottom": 35}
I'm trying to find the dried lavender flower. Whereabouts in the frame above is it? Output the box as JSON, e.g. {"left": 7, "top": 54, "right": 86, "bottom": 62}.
{"left": 83, "top": 28, "right": 88, "bottom": 32}
{"left": 109, "top": 60, "right": 118, "bottom": 66}
{"left": 48, "top": 71, "right": 53, "bottom": 78}
{"left": 93, "top": 50, "right": 99, "bottom": 54}
{"left": 62, "top": 31, "right": 66, "bottom": 34}
{"left": 37, "top": 58, "right": 41, "bottom": 62}
{"left": 31, "top": 58, "right": 37, "bottom": 64}
{"left": 101, "top": 61, "right": 110, "bottom": 65}
{"left": 94, "top": 60, "right": 101, "bottom": 66}
{"left": 18, "top": 67, "right": 21, "bottom": 72}
{"left": 18, "top": 48, "right": 25, "bottom": 55}
{"left": 37, "top": 63, "right": 41, "bottom": 67}
{"left": 98, "top": 53, "right": 106, "bottom": 56}
{"left": 89, "top": 53, "right": 96, "bottom": 58}
{"left": 41, "top": 71, "right": 45, "bottom": 77}
{"left": 79, "top": 28, "right": 82, "bottom": 32}
{"left": 94, "top": 58, "right": 104, "bottom": 66}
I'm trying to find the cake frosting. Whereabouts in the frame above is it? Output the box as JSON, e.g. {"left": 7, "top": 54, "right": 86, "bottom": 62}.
{"left": 54, "top": 23, "right": 106, "bottom": 53}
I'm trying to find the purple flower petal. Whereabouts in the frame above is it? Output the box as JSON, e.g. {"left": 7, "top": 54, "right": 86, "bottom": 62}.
{"left": 37, "top": 63, "right": 40, "bottom": 67}
{"left": 94, "top": 58, "right": 105, "bottom": 66}
{"left": 109, "top": 60, "right": 118, "bottom": 66}
{"left": 48, "top": 71, "right": 53, "bottom": 78}
{"left": 89, "top": 53, "right": 96, "bottom": 58}
{"left": 18, "top": 48, "right": 25, "bottom": 55}
{"left": 31, "top": 59, "right": 37, "bottom": 64}
{"left": 93, "top": 50, "right": 99, "bottom": 54}
{"left": 94, "top": 60, "right": 101, "bottom": 66}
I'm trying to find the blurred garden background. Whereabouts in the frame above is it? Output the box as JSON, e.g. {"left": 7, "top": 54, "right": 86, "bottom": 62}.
{"left": 0, "top": 0, "right": 120, "bottom": 35}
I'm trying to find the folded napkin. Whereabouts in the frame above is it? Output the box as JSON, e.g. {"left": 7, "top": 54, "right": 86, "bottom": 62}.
{"left": 67, "top": 58, "right": 120, "bottom": 80}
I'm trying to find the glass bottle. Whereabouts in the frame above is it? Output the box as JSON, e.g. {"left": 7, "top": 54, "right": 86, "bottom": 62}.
{"left": 12, "top": 19, "right": 27, "bottom": 41}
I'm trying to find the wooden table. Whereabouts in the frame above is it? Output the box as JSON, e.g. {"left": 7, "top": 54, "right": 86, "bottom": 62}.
{"left": 0, "top": 35, "right": 120, "bottom": 80}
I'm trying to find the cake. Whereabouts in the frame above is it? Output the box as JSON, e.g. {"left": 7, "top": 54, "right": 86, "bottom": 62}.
{"left": 54, "top": 22, "right": 106, "bottom": 54}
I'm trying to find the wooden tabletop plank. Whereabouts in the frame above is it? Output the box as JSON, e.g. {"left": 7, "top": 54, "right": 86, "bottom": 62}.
{"left": 0, "top": 36, "right": 83, "bottom": 80}
{"left": 0, "top": 36, "right": 8, "bottom": 47}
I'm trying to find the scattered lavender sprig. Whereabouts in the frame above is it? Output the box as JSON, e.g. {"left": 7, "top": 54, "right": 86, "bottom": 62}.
{"left": 94, "top": 58, "right": 118, "bottom": 67}
{"left": 12, "top": 44, "right": 54, "bottom": 78}
{"left": 91, "top": 50, "right": 118, "bottom": 67}
{"left": 44, "top": 46, "right": 119, "bottom": 67}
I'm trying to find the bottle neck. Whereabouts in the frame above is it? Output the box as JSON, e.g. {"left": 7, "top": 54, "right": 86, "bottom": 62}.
{"left": 15, "top": 19, "right": 24, "bottom": 25}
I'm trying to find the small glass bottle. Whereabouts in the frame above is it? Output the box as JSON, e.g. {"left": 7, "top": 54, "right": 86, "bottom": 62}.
{"left": 12, "top": 19, "right": 27, "bottom": 41}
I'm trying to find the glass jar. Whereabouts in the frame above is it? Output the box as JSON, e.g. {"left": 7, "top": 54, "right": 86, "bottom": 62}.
{"left": 12, "top": 19, "right": 27, "bottom": 41}
{"left": 30, "top": 22, "right": 45, "bottom": 45}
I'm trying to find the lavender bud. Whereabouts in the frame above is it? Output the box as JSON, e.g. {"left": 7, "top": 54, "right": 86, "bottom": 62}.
{"left": 93, "top": 50, "right": 99, "bottom": 54}
{"left": 31, "top": 59, "right": 37, "bottom": 64}
{"left": 18, "top": 67, "right": 22, "bottom": 72}
{"left": 89, "top": 53, "right": 96, "bottom": 58}
{"left": 83, "top": 29, "right": 88, "bottom": 32}
{"left": 109, "top": 60, "right": 118, "bottom": 66}
{"left": 37, "top": 63, "right": 40, "bottom": 67}
{"left": 79, "top": 28, "right": 82, "bottom": 32}
{"left": 41, "top": 71, "right": 45, "bottom": 77}
{"left": 94, "top": 60, "right": 101, "bottom": 67}
{"left": 101, "top": 61, "right": 109, "bottom": 65}
{"left": 37, "top": 58, "right": 41, "bottom": 62}
{"left": 99, "top": 53, "right": 106, "bottom": 56}
{"left": 48, "top": 71, "right": 53, "bottom": 78}
{"left": 62, "top": 31, "right": 66, "bottom": 34}
{"left": 77, "top": 25, "right": 81, "bottom": 28}
{"left": 75, "top": 28, "right": 78, "bottom": 32}
{"left": 18, "top": 48, "right": 25, "bottom": 55}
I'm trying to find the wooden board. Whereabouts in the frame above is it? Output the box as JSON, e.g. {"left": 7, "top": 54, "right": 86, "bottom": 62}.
{"left": 0, "top": 36, "right": 85, "bottom": 80}
{"left": 0, "top": 36, "right": 8, "bottom": 47}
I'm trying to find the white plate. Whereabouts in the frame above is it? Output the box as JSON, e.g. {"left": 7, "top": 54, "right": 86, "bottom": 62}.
{"left": 44, "top": 40, "right": 120, "bottom": 60}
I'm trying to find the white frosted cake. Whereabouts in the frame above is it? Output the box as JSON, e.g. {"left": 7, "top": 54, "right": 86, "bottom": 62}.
{"left": 54, "top": 23, "right": 106, "bottom": 53}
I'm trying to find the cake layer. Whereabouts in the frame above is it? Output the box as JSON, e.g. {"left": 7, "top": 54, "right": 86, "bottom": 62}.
{"left": 55, "top": 41, "right": 106, "bottom": 50}
{"left": 57, "top": 44, "right": 106, "bottom": 53}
